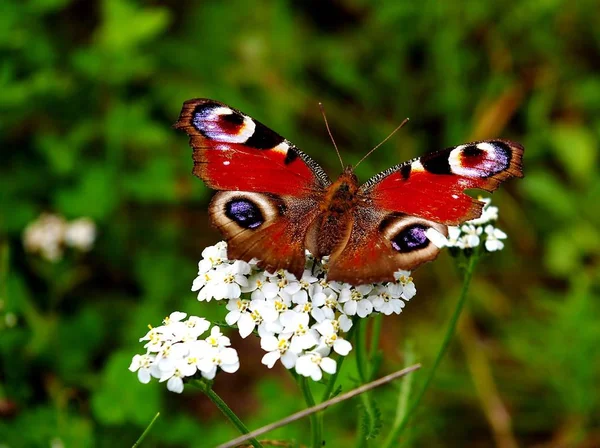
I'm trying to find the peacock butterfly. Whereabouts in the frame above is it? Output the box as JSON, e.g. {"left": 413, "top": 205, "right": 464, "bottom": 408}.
{"left": 174, "top": 99, "right": 523, "bottom": 285}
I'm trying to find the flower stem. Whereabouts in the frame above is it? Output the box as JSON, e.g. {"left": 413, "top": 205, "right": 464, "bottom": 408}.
{"left": 132, "top": 412, "right": 160, "bottom": 448}
{"left": 355, "top": 317, "right": 377, "bottom": 445}
{"left": 299, "top": 376, "right": 322, "bottom": 448}
{"left": 369, "top": 313, "right": 383, "bottom": 371}
{"left": 355, "top": 317, "right": 370, "bottom": 381}
{"left": 383, "top": 253, "right": 479, "bottom": 447}
{"left": 196, "top": 381, "right": 263, "bottom": 448}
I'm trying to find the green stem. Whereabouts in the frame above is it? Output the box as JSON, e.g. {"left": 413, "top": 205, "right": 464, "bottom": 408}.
{"left": 383, "top": 254, "right": 479, "bottom": 447}
{"left": 369, "top": 314, "right": 383, "bottom": 368}
{"left": 355, "top": 317, "right": 370, "bottom": 382}
{"left": 392, "top": 341, "right": 415, "bottom": 430}
{"left": 355, "top": 317, "right": 376, "bottom": 446}
{"left": 197, "top": 381, "right": 263, "bottom": 448}
{"left": 132, "top": 412, "right": 160, "bottom": 448}
{"left": 299, "top": 376, "right": 322, "bottom": 448}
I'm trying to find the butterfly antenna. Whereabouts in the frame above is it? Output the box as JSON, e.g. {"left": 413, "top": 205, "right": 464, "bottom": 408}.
{"left": 355, "top": 117, "right": 410, "bottom": 168}
{"left": 319, "top": 102, "right": 344, "bottom": 170}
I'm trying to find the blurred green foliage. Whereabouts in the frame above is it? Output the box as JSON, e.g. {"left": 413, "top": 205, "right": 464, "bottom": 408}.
{"left": 1, "top": 0, "right": 599, "bottom": 446}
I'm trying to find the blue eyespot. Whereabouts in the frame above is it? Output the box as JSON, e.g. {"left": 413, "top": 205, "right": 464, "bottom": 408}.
{"left": 225, "top": 199, "right": 264, "bottom": 229}
{"left": 391, "top": 225, "right": 429, "bottom": 252}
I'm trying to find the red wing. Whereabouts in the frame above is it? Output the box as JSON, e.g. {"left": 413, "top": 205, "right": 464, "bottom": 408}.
{"left": 174, "top": 99, "right": 330, "bottom": 196}
{"left": 361, "top": 140, "right": 524, "bottom": 225}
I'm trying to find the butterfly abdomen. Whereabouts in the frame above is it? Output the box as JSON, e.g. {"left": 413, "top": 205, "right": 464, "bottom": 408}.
{"left": 309, "top": 169, "right": 361, "bottom": 259}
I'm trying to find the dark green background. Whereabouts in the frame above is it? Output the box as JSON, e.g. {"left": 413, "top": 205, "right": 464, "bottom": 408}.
{"left": 1, "top": 0, "right": 599, "bottom": 446}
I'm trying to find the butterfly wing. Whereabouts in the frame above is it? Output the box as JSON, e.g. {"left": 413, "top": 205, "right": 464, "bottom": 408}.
{"left": 362, "top": 140, "right": 524, "bottom": 224}
{"left": 326, "top": 140, "right": 524, "bottom": 284}
{"left": 175, "top": 99, "right": 330, "bottom": 278}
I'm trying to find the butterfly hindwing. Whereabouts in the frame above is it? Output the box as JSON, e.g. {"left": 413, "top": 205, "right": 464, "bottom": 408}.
{"left": 361, "top": 140, "right": 524, "bottom": 225}
{"left": 326, "top": 207, "right": 448, "bottom": 284}
{"left": 209, "top": 191, "right": 321, "bottom": 279}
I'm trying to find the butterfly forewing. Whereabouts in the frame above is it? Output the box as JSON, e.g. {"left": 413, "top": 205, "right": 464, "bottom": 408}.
{"left": 361, "top": 140, "right": 524, "bottom": 225}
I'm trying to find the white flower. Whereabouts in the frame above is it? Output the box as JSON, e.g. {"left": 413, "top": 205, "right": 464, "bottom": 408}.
{"left": 370, "top": 286, "right": 405, "bottom": 315}
{"left": 198, "top": 242, "right": 228, "bottom": 273}
{"left": 280, "top": 310, "right": 319, "bottom": 352}
{"left": 203, "top": 326, "right": 231, "bottom": 349}
{"left": 129, "top": 353, "right": 156, "bottom": 384}
{"left": 241, "top": 273, "right": 279, "bottom": 300}
{"left": 22, "top": 213, "right": 67, "bottom": 261}
{"left": 211, "top": 264, "right": 250, "bottom": 300}
{"left": 446, "top": 226, "right": 463, "bottom": 248}
{"left": 260, "top": 333, "right": 298, "bottom": 369}
{"left": 469, "top": 198, "right": 499, "bottom": 225}
{"left": 314, "top": 320, "right": 352, "bottom": 355}
{"left": 310, "top": 286, "right": 339, "bottom": 321}
{"left": 64, "top": 218, "right": 96, "bottom": 251}
{"left": 460, "top": 224, "right": 483, "bottom": 248}
{"left": 393, "top": 271, "right": 416, "bottom": 300}
{"left": 131, "top": 315, "right": 240, "bottom": 393}
{"left": 295, "top": 349, "right": 337, "bottom": 381}
{"left": 484, "top": 225, "right": 507, "bottom": 251}
{"left": 234, "top": 299, "right": 280, "bottom": 338}
{"left": 339, "top": 285, "right": 374, "bottom": 318}
{"left": 197, "top": 347, "right": 240, "bottom": 380}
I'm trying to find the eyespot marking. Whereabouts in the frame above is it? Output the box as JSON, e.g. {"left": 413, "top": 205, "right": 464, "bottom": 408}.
{"left": 391, "top": 224, "right": 430, "bottom": 252}
{"left": 225, "top": 198, "right": 264, "bottom": 229}
{"left": 192, "top": 103, "right": 256, "bottom": 143}
{"left": 449, "top": 141, "right": 511, "bottom": 178}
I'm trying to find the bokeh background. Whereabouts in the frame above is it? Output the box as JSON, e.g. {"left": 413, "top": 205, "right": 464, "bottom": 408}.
{"left": 1, "top": 0, "right": 599, "bottom": 446}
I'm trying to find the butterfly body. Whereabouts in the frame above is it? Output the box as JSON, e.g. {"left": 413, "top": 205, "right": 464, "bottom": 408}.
{"left": 175, "top": 99, "right": 524, "bottom": 285}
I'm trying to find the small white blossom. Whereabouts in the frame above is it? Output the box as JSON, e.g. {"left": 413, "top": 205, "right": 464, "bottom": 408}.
{"left": 314, "top": 320, "right": 353, "bottom": 356}
{"left": 443, "top": 198, "right": 508, "bottom": 253}
{"left": 131, "top": 314, "right": 240, "bottom": 393}
{"left": 339, "top": 284, "right": 374, "bottom": 318}
{"left": 370, "top": 286, "right": 405, "bottom": 315}
{"left": 295, "top": 349, "right": 337, "bottom": 381}
{"left": 260, "top": 333, "right": 299, "bottom": 369}
{"left": 484, "top": 225, "right": 507, "bottom": 252}
{"left": 64, "top": 218, "right": 96, "bottom": 251}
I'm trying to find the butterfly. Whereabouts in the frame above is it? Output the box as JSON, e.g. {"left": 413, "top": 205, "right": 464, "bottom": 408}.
{"left": 174, "top": 99, "right": 524, "bottom": 285}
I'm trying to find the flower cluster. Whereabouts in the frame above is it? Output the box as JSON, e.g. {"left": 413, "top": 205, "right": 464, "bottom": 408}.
{"left": 428, "top": 198, "right": 507, "bottom": 252}
{"left": 190, "top": 242, "right": 416, "bottom": 382}
{"left": 23, "top": 213, "right": 96, "bottom": 261}
{"left": 129, "top": 312, "right": 240, "bottom": 393}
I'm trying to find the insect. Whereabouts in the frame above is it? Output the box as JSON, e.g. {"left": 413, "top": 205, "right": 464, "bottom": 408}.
{"left": 174, "top": 99, "right": 523, "bottom": 285}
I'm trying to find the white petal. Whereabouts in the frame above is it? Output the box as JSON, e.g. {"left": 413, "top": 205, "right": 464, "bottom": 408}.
{"left": 137, "top": 368, "right": 151, "bottom": 384}
{"left": 343, "top": 300, "right": 357, "bottom": 316}
{"left": 333, "top": 339, "right": 352, "bottom": 356}
{"left": 220, "top": 348, "right": 239, "bottom": 364}
{"left": 262, "top": 351, "right": 281, "bottom": 368}
{"left": 220, "top": 361, "right": 240, "bottom": 373}
{"left": 167, "top": 376, "right": 184, "bottom": 393}
{"left": 280, "top": 351, "right": 298, "bottom": 369}
{"left": 237, "top": 314, "right": 255, "bottom": 338}
{"left": 320, "top": 357, "right": 337, "bottom": 374}
{"left": 260, "top": 335, "right": 279, "bottom": 351}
